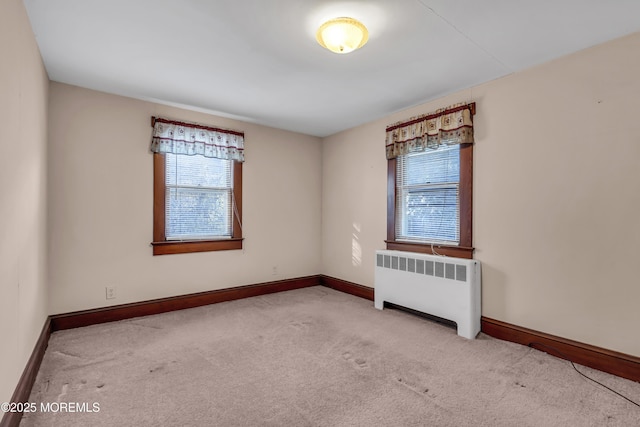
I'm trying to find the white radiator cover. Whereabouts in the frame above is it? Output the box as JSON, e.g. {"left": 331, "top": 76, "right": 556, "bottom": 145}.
{"left": 374, "top": 250, "right": 481, "bottom": 339}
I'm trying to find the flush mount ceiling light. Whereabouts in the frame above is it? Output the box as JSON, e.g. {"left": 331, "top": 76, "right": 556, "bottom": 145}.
{"left": 316, "top": 17, "right": 369, "bottom": 54}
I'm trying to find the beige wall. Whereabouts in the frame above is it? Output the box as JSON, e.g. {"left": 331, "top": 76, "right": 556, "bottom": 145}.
{"left": 322, "top": 31, "right": 640, "bottom": 357}
{"left": 0, "top": 0, "right": 50, "bottom": 404}
{"left": 47, "top": 83, "right": 322, "bottom": 314}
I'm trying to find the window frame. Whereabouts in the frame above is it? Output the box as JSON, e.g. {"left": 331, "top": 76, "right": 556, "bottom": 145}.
{"left": 386, "top": 142, "right": 473, "bottom": 259}
{"left": 152, "top": 153, "right": 243, "bottom": 255}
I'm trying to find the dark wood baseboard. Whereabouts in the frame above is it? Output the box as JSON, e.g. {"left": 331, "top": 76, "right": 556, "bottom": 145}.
{"left": 319, "top": 275, "right": 374, "bottom": 301}
{"left": 51, "top": 275, "right": 320, "bottom": 331}
{"left": 0, "top": 318, "right": 51, "bottom": 427}
{"left": 481, "top": 316, "right": 640, "bottom": 383}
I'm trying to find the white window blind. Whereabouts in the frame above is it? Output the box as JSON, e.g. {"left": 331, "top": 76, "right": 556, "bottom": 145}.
{"left": 396, "top": 145, "right": 460, "bottom": 245}
{"left": 165, "top": 153, "right": 233, "bottom": 240}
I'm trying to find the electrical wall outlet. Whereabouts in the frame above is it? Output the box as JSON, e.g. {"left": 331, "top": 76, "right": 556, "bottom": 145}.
{"left": 105, "top": 286, "right": 117, "bottom": 300}
{"left": 272, "top": 266, "right": 278, "bottom": 276}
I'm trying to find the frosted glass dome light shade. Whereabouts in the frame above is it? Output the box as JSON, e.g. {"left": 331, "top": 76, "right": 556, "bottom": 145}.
{"left": 316, "top": 17, "right": 369, "bottom": 54}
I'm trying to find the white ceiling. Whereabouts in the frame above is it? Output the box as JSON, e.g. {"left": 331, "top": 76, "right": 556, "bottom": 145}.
{"left": 24, "top": 0, "right": 640, "bottom": 137}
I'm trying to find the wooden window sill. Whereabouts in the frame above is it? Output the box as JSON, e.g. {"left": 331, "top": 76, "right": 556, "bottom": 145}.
{"left": 385, "top": 240, "right": 473, "bottom": 259}
{"left": 151, "top": 238, "right": 243, "bottom": 255}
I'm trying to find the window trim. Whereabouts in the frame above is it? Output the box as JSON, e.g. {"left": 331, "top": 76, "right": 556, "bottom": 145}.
{"left": 386, "top": 142, "right": 473, "bottom": 259}
{"left": 152, "top": 153, "right": 243, "bottom": 255}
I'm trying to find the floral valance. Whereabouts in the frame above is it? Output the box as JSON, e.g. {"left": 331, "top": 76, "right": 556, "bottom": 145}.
{"left": 385, "top": 103, "right": 475, "bottom": 159}
{"left": 150, "top": 117, "right": 244, "bottom": 162}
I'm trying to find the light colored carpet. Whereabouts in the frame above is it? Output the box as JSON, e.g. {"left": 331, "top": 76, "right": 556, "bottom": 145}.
{"left": 22, "top": 286, "right": 640, "bottom": 426}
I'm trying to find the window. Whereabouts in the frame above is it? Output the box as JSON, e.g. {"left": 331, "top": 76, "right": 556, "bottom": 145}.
{"left": 152, "top": 153, "right": 242, "bottom": 255}
{"left": 166, "top": 153, "right": 233, "bottom": 240}
{"left": 385, "top": 103, "right": 474, "bottom": 259}
{"left": 150, "top": 117, "right": 244, "bottom": 255}
{"left": 396, "top": 145, "right": 460, "bottom": 245}
{"left": 387, "top": 144, "right": 472, "bottom": 258}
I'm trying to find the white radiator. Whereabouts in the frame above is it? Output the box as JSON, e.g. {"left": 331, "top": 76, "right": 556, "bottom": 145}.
{"left": 374, "top": 250, "right": 481, "bottom": 339}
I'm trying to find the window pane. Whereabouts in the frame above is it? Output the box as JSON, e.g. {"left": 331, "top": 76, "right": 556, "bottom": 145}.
{"left": 164, "top": 153, "right": 233, "bottom": 240}
{"left": 166, "top": 153, "right": 231, "bottom": 188}
{"left": 396, "top": 145, "right": 460, "bottom": 244}
{"left": 402, "top": 187, "right": 459, "bottom": 242}
{"left": 166, "top": 187, "right": 231, "bottom": 239}
{"left": 404, "top": 145, "right": 459, "bottom": 185}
